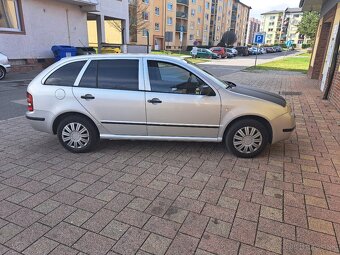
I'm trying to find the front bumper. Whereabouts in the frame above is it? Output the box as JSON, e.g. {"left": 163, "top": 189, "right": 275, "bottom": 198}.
{"left": 271, "top": 110, "right": 296, "bottom": 144}
{"left": 2, "top": 64, "right": 11, "bottom": 72}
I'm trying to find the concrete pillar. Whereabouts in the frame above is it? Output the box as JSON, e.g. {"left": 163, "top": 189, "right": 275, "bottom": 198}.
{"left": 96, "top": 15, "right": 105, "bottom": 53}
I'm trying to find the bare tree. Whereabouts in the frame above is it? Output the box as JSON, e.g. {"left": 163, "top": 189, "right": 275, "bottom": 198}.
{"left": 107, "top": 0, "right": 149, "bottom": 43}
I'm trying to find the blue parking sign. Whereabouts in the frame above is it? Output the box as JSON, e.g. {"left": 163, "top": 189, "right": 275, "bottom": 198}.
{"left": 254, "top": 33, "right": 265, "bottom": 44}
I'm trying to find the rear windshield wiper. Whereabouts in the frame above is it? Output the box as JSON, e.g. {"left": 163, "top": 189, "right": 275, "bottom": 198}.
{"left": 223, "top": 81, "right": 237, "bottom": 89}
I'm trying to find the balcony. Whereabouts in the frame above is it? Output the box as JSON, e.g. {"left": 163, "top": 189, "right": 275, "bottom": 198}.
{"left": 175, "top": 24, "right": 187, "bottom": 33}
{"left": 56, "top": 0, "right": 99, "bottom": 11}
{"left": 176, "top": 11, "right": 188, "bottom": 19}
{"left": 177, "top": 0, "right": 188, "bottom": 6}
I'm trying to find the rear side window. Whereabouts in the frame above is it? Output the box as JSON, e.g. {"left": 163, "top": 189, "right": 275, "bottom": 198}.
{"left": 79, "top": 61, "right": 98, "bottom": 88}
{"left": 45, "top": 61, "right": 85, "bottom": 86}
{"left": 97, "top": 60, "right": 139, "bottom": 90}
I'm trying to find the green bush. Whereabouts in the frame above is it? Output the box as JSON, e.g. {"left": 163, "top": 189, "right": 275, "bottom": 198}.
{"left": 302, "top": 44, "right": 311, "bottom": 49}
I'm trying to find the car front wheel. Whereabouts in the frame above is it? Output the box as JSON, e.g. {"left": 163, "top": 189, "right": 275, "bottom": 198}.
{"left": 0, "top": 67, "right": 6, "bottom": 80}
{"left": 57, "top": 115, "right": 99, "bottom": 153}
{"left": 225, "top": 119, "right": 269, "bottom": 158}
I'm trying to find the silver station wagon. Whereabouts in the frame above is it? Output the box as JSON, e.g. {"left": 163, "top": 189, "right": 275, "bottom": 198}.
{"left": 26, "top": 54, "right": 295, "bottom": 158}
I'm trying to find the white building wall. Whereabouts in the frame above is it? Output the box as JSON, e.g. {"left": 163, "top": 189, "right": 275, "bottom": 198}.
{"left": 0, "top": 0, "right": 88, "bottom": 60}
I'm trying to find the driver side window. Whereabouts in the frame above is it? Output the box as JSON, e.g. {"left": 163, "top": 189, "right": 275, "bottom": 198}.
{"left": 147, "top": 60, "right": 209, "bottom": 95}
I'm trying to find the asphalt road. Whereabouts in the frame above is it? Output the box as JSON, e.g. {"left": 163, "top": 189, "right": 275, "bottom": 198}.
{"left": 0, "top": 51, "right": 297, "bottom": 121}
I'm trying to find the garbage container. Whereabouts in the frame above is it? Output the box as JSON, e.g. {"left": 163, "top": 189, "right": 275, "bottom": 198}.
{"left": 101, "top": 47, "right": 121, "bottom": 54}
{"left": 76, "top": 47, "right": 96, "bottom": 55}
{"left": 51, "top": 45, "right": 77, "bottom": 61}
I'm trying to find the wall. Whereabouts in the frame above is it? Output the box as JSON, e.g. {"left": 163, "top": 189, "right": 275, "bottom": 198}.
{"left": 327, "top": 45, "right": 340, "bottom": 110}
{"left": 0, "top": 0, "right": 88, "bottom": 60}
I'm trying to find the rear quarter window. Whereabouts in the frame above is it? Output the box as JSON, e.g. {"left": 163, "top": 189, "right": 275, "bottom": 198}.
{"left": 44, "top": 61, "right": 86, "bottom": 86}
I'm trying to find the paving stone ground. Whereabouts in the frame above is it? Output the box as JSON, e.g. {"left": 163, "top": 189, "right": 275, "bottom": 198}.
{"left": 0, "top": 70, "right": 339, "bottom": 255}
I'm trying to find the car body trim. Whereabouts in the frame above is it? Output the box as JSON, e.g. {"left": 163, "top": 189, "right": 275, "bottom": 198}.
{"left": 283, "top": 126, "right": 296, "bottom": 132}
{"left": 26, "top": 116, "right": 45, "bottom": 121}
{"left": 100, "top": 134, "right": 219, "bottom": 142}
{"left": 101, "top": 121, "right": 220, "bottom": 129}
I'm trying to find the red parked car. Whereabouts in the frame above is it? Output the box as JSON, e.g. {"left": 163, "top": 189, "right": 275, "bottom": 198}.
{"left": 210, "top": 47, "right": 227, "bottom": 58}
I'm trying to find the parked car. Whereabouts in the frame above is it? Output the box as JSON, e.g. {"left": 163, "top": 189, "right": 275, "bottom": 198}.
{"left": 273, "top": 46, "right": 282, "bottom": 52}
{"left": 191, "top": 48, "right": 219, "bottom": 59}
{"left": 260, "top": 48, "right": 267, "bottom": 54}
{"left": 26, "top": 55, "right": 295, "bottom": 158}
{"left": 248, "top": 47, "right": 262, "bottom": 55}
{"left": 227, "top": 48, "right": 238, "bottom": 57}
{"left": 210, "top": 47, "right": 227, "bottom": 58}
{"left": 226, "top": 51, "right": 234, "bottom": 58}
{"left": 0, "top": 52, "right": 11, "bottom": 80}
{"left": 235, "top": 46, "right": 249, "bottom": 56}
{"left": 266, "top": 47, "right": 275, "bottom": 53}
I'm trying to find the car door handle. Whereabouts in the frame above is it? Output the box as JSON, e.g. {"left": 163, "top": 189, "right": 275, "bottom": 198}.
{"left": 147, "top": 98, "right": 162, "bottom": 104}
{"left": 81, "top": 94, "right": 95, "bottom": 100}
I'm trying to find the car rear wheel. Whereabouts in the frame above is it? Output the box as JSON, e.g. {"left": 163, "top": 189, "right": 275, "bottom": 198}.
{"left": 57, "top": 115, "right": 99, "bottom": 153}
{"left": 0, "top": 67, "right": 6, "bottom": 80}
{"left": 225, "top": 119, "right": 269, "bottom": 158}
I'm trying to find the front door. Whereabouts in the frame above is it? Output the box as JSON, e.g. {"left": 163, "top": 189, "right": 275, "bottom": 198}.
{"left": 145, "top": 60, "right": 221, "bottom": 138}
{"left": 73, "top": 58, "right": 147, "bottom": 136}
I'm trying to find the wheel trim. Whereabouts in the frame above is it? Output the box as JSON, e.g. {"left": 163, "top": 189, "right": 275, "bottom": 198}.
{"left": 233, "top": 126, "right": 262, "bottom": 154}
{"left": 0, "top": 68, "right": 4, "bottom": 79}
{"left": 61, "top": 122, "right": 90, "bottom": 149}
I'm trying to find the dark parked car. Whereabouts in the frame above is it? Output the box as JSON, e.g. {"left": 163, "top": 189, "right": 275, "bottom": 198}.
{"left": 266, "top": 47, "right": 275, "bottom": 53}
{"left": 273, "top": 46, "right": 282, "bottom": 52}
{"left": 235, "top": 46, "right": 249, "bottom": 56}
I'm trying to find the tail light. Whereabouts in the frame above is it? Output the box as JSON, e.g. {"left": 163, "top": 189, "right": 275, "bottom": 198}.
{"left": 27, "top": 92, "right": 33, "bottom": 111}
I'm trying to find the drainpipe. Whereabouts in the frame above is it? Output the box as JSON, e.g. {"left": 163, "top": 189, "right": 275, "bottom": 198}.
{"left": 66, "top": 9, "right": 71, "bottom": 45}
{"left": 323, "top": 24, "right": 340, "bottom": 100}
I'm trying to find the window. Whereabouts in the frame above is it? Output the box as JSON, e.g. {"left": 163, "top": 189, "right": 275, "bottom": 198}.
{"left": 205, "top": 2, "right": 210, "bottom": 9}
{"left": 147, "top": 61, "right": 210, "bottom": 95}
{"left": 198, "top": 6, "right": 202, "bottom": 13}
{"left": 167, "top": 2, "right": 173, "bottom": 11}
{"left": 155, "top": 23, "right": 160, "bottom": 31}
{"left": 191, "top": 9, "right": 195, "bottom": 16}
{"left": 97, "top": 60, "right": 138, "bottom": 91}
{"left": 270, "top": 16, "right": 276, "bottom": 20}
{"left": 142, "top": 28, "right": 149, "bottom": 36}
{"left": 142, "top": 11, "right": 149, "bottom": 21}
{"left": 167, "top": 17, "right": 172, "bottom": 25}
{"left": 155, "top": 7, "right": 160, "bottom": 15}
{"left": 197, "top": 18, "right": 201, "bottom": 24}
{"left": 192, "top": 0, "right": 196, "bottom": 3}
{"left": 0, "top": 0, "right": 23, "bottom": 32}
{"left": 45, "top": 61, "right": 85, "bottom": 86}
{"left": 142, "top": 0, "right": 149, "bottom": 3}
{"left": 269, "top": 22, "right": 274, "bottom": 26}
{"left": 189, "top": 34, "right": 194, "bottom": 40}
{"left": 79, "top": 61, "right": 97, "bottom": 88}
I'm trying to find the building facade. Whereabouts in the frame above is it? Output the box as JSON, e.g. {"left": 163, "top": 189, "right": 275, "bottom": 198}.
{"left": 300, "top": 0, "right": 340, "bottom": 111}
{"left": 261, "top": 8, "right": 310, "bottom": 47}
{"left": 129, "top": 0, "right": 250, "bottom": 50}
{"left": 246, "top": 17, "right": 261, "bottom": 45}
{"left": 0, "top": 0, "right": 129, "bottom": 63}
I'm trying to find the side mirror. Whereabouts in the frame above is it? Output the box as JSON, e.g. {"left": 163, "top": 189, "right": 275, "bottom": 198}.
{"left": 200, "top": 85, "right": 215, "bottom": 96}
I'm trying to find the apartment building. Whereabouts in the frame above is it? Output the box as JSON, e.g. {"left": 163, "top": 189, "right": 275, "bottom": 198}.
{"left": 246, "top": 17, "right": 261, "bottom": 45}
{"left": 261, "top": 8, "right": 310, "bottom": 47}
{"left": 130, "top": 0, "right": 250, "bottom": 50}
{"left": 261, "top": 10, "right": 284, "bottom": 45}
{"left": 0, "top": 0, "right": 129, "bottom": 62}
{"left": 209, "top": 0, "right": 250, "bottom": 46}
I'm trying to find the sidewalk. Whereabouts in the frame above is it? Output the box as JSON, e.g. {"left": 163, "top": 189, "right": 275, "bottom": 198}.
{"left": 0, "top": 70, "right": 339, "bottom": 255}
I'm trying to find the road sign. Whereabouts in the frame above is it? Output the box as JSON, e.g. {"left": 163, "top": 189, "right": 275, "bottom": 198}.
{"left": 285, "top": 40, "right": 293, "bottom": 47}
{"left": 254, "top": 33, "right": 265, "bottom": 44}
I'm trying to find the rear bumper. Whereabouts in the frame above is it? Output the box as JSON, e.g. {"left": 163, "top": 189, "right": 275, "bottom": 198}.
{"left": 26, "top": 110, "right": 54, "bottom": 134}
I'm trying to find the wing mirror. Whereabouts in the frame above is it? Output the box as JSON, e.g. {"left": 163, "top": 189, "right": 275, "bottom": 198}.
{"left": 200, "top": 85, "right": 215, "bottom": 96}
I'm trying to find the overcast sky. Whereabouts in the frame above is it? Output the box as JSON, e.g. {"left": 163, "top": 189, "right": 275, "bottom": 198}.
{"left": 242, "top": 0, "right": 301, "bottom": 19}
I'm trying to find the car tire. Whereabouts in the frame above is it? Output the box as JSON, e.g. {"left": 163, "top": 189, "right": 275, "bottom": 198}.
{"left": 57, "top": 115, "right": 99, "bottom": 153}
{"left": 0, "top": 67, "right": 6, "bottom": 80}
{"left": 225, "top": 119, "right": 269, "bottom": 158}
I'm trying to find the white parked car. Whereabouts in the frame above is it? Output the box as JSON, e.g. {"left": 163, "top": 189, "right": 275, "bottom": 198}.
{"left": 0, "top": 52, "right": 11, "bottom": 80}
{"left": 26, "top": 55, "right": 295, "bottom": 158}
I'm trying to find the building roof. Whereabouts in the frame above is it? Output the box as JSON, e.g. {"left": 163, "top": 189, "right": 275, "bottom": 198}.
{"left": 299, "top": 0, "right": 323, "bottom": 11}
{"left": 237, "top": 0, "right": 252, "bottom": 9}
{"left": 285, "top": 7, "right": 303, "bottom": 13}
{"left": 261, "top": 10, "right": 284, "bottom": 15}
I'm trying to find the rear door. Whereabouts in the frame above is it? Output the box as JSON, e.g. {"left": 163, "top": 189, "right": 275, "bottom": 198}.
{"left": 73, "top": 58, "right": 147, "bottom": 136}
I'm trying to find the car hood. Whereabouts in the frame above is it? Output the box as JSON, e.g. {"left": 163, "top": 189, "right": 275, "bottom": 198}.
{"left": 228, "top": 84, "right": 286, "bottom": 107}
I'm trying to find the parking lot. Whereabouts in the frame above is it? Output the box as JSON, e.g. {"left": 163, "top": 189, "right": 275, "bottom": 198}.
{"left": 0, "top": 68, "right": 339, "bottom": 255}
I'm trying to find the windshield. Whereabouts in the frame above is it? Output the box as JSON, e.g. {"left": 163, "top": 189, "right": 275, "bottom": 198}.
{"left": 183, "top": 59, "right": 233, "bottom": 89}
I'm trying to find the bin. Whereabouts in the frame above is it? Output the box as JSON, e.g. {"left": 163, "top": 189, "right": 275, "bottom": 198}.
{"left": 76, "top": 47, "right": 96, "bottom": 55}
{"left": 101, "top": 47, "right": 121, "bottom": 54}
{"left": 51, "top": 45, "right": 77, "bottom": 61}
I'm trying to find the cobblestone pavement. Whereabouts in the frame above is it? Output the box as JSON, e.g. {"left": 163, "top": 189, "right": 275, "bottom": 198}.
{"left": 0, "top": 70, "right": 339, "bottom": 255}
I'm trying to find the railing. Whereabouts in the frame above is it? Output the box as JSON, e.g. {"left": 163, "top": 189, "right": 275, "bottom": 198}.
{"left": 176, "top": 11, "right": 188, "bottom": 19}
{"left": 177, "top": 0, "right": 188, "bottom": 5}
{"left": 175, "top": 24, "right": 187, "bottom": 32}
